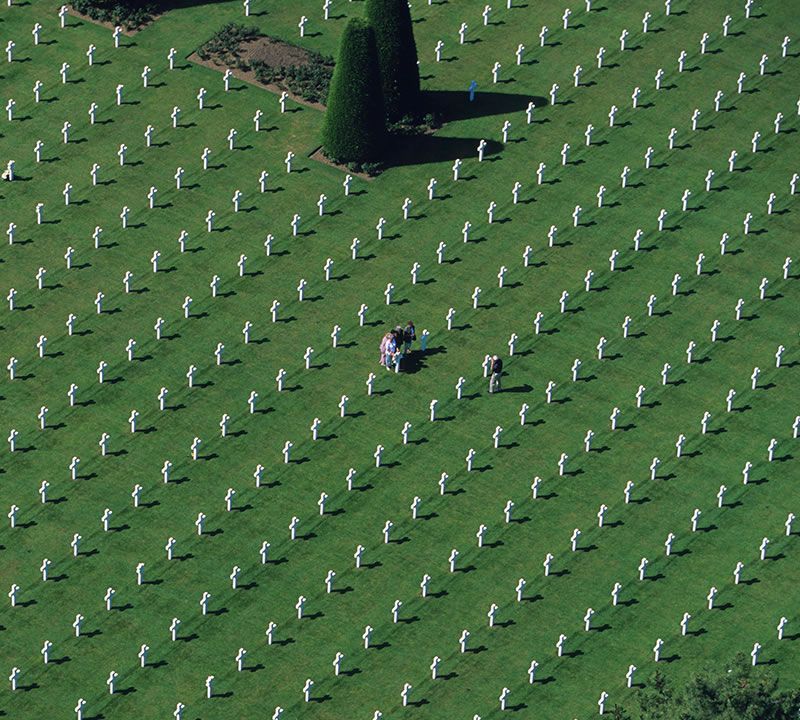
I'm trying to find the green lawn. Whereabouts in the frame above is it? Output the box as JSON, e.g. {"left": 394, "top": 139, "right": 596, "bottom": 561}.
{"left": 1, "top": 1, "right": 798, "bottom": 718}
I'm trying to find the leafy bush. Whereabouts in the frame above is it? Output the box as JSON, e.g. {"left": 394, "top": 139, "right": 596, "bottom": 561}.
{"left": 72, "top": 0, "right": 158, "bottom": 29}
{"left": 359, "top": 161, "right": 385, "bottom": 176}
{"left": 386, "top": 111, "right": 441, "bottom": 137}
{"left": 423, "top": 112, "right": 442, "bottom": 130}
{"left": 251, "top": 48, "right": 333, "bottom": 105}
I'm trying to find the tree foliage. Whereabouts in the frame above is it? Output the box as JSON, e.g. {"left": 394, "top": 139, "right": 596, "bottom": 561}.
{"left": 365, "top": 0, "right": 421, "bottom": 122}
{"left": 321, "top": 19, "right": 386, "bottom": 164}
{"left": 618, "top": 654, "right": 800, "bottom": 720}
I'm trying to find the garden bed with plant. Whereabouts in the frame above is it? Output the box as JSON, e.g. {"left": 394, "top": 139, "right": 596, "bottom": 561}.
{"left": 193, "top": 23, "right": 334, "bottom": 106}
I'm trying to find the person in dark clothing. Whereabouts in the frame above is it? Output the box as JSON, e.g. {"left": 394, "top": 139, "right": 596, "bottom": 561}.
{"left": 403, "top": 321, "right": 416, "bottom": 353}
{"left": 489, "top": 355, "right": 503, "bottom": 393}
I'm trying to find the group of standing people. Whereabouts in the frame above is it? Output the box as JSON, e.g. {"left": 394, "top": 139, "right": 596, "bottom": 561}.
{"left": 376, "top": 324, "right": 505, "bottom": 391}
{"left": 379, "top": 321, "right": 416, "bottom": 372}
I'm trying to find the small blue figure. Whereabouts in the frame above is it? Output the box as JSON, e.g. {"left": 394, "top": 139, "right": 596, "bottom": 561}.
{"left": 468, "top": 80, "right": 478, "bottom": 102}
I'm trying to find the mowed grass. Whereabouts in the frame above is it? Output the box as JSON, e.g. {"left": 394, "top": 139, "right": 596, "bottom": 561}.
{"left": 0, "top": 1, "right": 798, "bottom": 718}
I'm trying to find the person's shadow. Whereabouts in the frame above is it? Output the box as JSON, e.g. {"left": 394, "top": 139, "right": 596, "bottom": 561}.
{"left": 402, "top": 346, "right": 447, "bottom": 373}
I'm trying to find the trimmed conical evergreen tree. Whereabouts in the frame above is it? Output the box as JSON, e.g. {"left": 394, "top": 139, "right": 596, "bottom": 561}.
{"left": 322, "top": 18, "right": 386, "bottom": 163}
{"left": 365, "top": 0, "right": 421, "bottom": 122}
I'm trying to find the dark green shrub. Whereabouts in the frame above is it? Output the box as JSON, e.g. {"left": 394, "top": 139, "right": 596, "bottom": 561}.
{"left": 365, "top": 0, "right": 421, "bottom": 122}
{"left": 322, "top": 18, "right": 386, "bottom": 163}
{"left": 423, "top": 112, "right": 442, "bottom": 130}
{"left": 360, "top": 161, "right": 385, "bottom": 176}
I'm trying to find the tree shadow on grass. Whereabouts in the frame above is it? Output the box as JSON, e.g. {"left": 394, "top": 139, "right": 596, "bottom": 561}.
{"left": 386, "top": 135, "right": 504, "bottom": 168}
{"left": 377, "top": 90, "right": 545, "bottom": 168}
{"left": 424, "top": 90, "right": 547, "bottom": 121}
